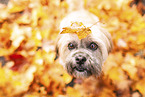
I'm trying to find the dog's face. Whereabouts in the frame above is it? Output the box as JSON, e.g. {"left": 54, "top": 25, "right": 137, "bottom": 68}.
{"left": 55, "top": 10, "right": 112, "bottom": 78}
{"left": 55, "top": 24, "right": 112, "bottom": 78}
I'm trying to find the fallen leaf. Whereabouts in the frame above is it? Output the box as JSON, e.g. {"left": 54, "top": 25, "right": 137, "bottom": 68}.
{"left": 61, "top": 22, "right": 92, "bottom": 39}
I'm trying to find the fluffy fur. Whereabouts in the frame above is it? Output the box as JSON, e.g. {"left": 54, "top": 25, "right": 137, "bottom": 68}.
{"left": 55, "top": 9, "right": 113, "bottom": 78}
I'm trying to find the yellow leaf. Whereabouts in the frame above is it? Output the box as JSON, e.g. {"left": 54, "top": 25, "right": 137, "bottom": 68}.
{"left": 137, "top": 35, "right": 145, "bottom": 44}
{"left": 62, "top": 72, "right": 72, "bottom": 84}
{"left": 122, "top": 63, "right": 137, "bottom": 79}
{"left": 0, "top": 69, "right": 6, "bottom": 86}
{"left": 8, "top": 0, "right": 29, "bottom": 13}
{"left": 61, "top": 22, "right": 92, "bottom": 40}
{"left": 108, "top": 67, "right": 125, "bottom": 81}
{"left": 66, "top": 87, "right": 81, "bottom": 97}
{"left": 133, "top": 79, "right": 145, "bottom": 95}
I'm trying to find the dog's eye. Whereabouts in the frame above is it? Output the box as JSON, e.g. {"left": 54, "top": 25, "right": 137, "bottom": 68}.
{"left": 89, "top": 42, "right": 98, "bottom": 50}
{"left": 68, "top": 43, "right": 75, "bottom": 50}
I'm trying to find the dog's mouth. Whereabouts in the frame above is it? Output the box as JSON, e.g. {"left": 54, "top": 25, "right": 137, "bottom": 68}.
{"left": 71, "top": 66, "right": 92, "bottom": 78}
{"left": 66, "top": 62, "right": 93, "bottom": 78}
{"left": 72, "top": 66, "right": 92, "bottom": 74}
{"left": 73, "top": 66, "right": 87, "bottom": 72}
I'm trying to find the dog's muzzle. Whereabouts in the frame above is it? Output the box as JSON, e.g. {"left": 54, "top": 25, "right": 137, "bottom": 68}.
{"left": 74, "top": 55, "right": 87, "bottom": 72}
{"left": 71, "top": 53, "right": 91, "bottom": 73}
{"left": 66, "top": 51, "right": 96, "bottom": 78}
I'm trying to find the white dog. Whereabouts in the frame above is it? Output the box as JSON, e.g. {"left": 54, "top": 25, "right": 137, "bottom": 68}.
{"left": 55, "top": 0, "right": 112, "bottom": 78}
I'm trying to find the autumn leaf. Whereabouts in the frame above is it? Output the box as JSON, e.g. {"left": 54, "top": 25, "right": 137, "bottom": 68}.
{"left": 133, "top": 78, "right": 145, "bottom": 95}
{"left": 66, "top": 87, "right": 82, "bottom": 97}
{"left": 61, "top": 22, "right": 92, "bottom": 39}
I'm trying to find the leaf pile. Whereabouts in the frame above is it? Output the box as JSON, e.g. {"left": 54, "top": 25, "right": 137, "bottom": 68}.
{"left": 0, "top": 0, "right": 145, "bottom": 97}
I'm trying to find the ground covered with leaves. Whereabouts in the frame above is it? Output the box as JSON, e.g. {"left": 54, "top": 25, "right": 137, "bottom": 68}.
{"left": 0, "top": 0, "right": 145, "bottom": 97}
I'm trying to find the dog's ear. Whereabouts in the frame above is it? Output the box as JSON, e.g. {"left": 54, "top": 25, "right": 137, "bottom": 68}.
{"left": 99, "top": 27, "right": 113, "bottom": 54}
{"left": 54, "top": 45, "right": 59, "bottom": 60}
{"left": 54, "top": 35, "right": 62, "bottom": 61}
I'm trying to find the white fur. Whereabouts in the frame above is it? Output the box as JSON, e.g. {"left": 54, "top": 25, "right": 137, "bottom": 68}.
{"left": 59, "top": 10, "right": 112, "bottom": 63}
{"left": 56, "top": 8, "right": 112, "bottom": 78}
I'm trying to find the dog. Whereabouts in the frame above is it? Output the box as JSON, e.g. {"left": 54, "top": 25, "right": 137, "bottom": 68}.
{"left": 55, "top": 1, "right": 113, "bottom": 78}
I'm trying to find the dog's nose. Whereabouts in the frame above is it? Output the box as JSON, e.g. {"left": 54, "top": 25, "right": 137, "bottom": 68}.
{"left": 75, "top": 56, "right": 86, "bottom": 65}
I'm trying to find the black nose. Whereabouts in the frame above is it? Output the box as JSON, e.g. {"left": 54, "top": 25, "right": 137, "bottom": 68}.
{"left": 75, "top": 56, "right": 86, "bottom": 65}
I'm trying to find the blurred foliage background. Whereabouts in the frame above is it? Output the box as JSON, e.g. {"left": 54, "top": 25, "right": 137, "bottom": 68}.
{"left": 0, "top": 0, "right": 145, "bottom": 97}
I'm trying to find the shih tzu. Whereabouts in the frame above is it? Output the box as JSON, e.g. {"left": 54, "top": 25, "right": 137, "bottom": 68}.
{"left": 55, "top": 7, "right": 112, "bottom": 78}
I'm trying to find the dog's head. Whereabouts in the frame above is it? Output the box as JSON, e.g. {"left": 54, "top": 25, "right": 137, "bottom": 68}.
{"left": 55, "top": 23, "right": 112, "bottom": 78}
{"left": 55, "top": 10, "right": 112, "bottom": 78}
